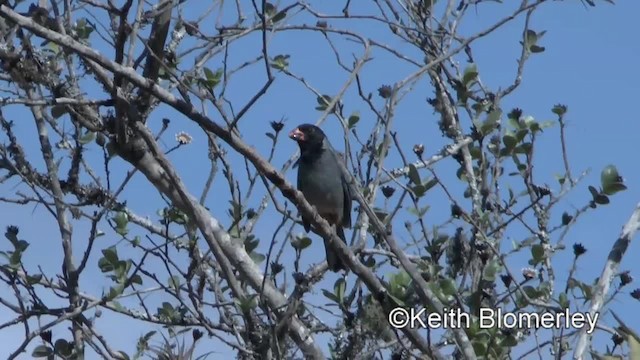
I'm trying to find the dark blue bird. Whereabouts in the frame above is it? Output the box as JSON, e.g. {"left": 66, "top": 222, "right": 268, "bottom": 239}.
{"left": 289, "top": 124, "right": 352, "bottom": 272}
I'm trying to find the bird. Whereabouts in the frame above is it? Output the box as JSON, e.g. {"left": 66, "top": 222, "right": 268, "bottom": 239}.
{"left": 289, "top": 124, "right": 352, "bottom": 272}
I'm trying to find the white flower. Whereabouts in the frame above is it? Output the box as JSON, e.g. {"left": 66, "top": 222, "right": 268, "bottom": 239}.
{"left": 175, "top": 131, "right": 192, "bottom": 145}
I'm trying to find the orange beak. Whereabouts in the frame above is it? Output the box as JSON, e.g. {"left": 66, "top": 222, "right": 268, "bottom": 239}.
{"left": 289, "top": 128, "right": 305, "bottom": 141}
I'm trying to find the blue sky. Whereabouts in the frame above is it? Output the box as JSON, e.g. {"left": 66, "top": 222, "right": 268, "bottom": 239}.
{"left": 0, "top": 0, "right": 639, "bottom": 358}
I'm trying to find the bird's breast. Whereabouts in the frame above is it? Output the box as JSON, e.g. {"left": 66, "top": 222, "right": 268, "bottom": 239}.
{"left": 297, "top": 162, "right": 344, "bottom": 216}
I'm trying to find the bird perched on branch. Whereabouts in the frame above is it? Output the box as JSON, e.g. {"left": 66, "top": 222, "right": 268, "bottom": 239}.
{"left": 289, "top": 124, "right": 352, "bottom": 272}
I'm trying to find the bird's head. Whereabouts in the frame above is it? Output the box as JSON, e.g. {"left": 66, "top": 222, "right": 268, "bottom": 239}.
{"left": 289, "top": 124, "right": 326, "bottom": 151}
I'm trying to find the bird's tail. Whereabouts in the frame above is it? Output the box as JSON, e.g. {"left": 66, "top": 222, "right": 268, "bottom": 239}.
{"left": 325, "top": 227, "right": 347, "bottom": 272}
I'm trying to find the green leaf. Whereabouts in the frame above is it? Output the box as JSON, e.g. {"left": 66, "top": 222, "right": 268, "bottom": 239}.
{"left": 364, "top": 257, "right": 376, "bottom": 267}
{"left": 559, "top": 292, "right": 569, "bottom": 309}
{"left": 322, "top": 289, "right": 340, "bottom": 303}
{"left": 106, "top": 284, "right": 125, "bottom": 300}
{"left": 235, "top": 295, "right": 257, "bottom": 312}
{"left": 522, "top": 285, "right": 540, "bottom": 299}
{"left": 32, "top": 345, "right": 53, "bottom": 358}
{"left": 439, "top": 278, "right": 457, "bottom": 297}
{"left": 272, "top": 10, "right": 287, "bottom": 22}
{"left": 264, "top": 2, "right": 276, "bottom": 16}
{"left": 501, "top": 335, "right": 518, "bottom": 347}
{"left": 244, "top": 234, "right": 259, "bottom": 253}
{"left": 112, "top": 212, "right": 129, "bottom": 236}
{"left": 531, "top": 244, "right": 544, "bottom": 265}
{"left": 291, "top": 236, "right": 312, "bottom": 251}
{"left": 411, "top": 184, "right": 427, "bottom": 198}
{"left": 483, "top": 259, "right": 501, "bottom": 281}
{"left": 525, "top": 30, "right": 537, "bottom": 47}
{"left": 407, "top": 205, "right": 429, "bottom": 217}
{"left": 27, "top": 274, "right": 43, "bottom": 285}
{"left": 51, "top": 105, "right": 67, "bottom": 119}
{"left": 601, "top": 164, "right": 627, "bottom": 195}
{"left": 79, "top": 131, "right": 96, "bottom": 145}
{"left": 408, "top": 164, "right": 421, "bottom": 185}
{"left": 502, "top": 133, "right": 517, "bottom": 150}
{"left": 75, "top": 18, "right": 94, "bottom": 40}
{"left": 130, "top": 274, "right": 143, "bottom": 285}
{"left": 102, "top": 246, "right": 119, "bottom": 264}
{"left": 462, "top": 64, "right": 478, "bottom": 87}
{"left": 334, "top": 278, "right": 346, "bottom": 301}
{"left": 552, "top": 104, "right": 568, "bottom": 116}
{"left": 480, "top": 109, "right": 502, "bottom": 135}
{"left": 472, "top": 341, "right": 487, "bottom": 356}
{"left": 271, "top": 54, "right": 290, "bottom": 71}
{"left": 315, "top": 95, "right": 332, "bottom": 111}
{"left": 594, "top": 194, "right": 610, "bottom": 205}
{"left": 387, "top": 293, "right": 405, "bottom": 307}
{"left": 249, "top": 252, "right": 265, "bottom": 264}
{"left": 169, "top": 275, "right": 180, "bottom": 291}
{"left": 348, "top": 112, "right": 360, "bottom": 128}
{"left": 202, "top": 67, "right": 223, "bottom": 88}
{"left": 530, "top": 45, "right": 545, "bottom": 53}
{"left": 54, "top": 339, "right": 73, "bottom": 357}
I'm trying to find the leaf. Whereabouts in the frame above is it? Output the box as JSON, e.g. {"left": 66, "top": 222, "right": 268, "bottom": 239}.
{"left": 558, "top": 292, "right": 569, "bottom": 309}
{"left": 334, "top": 278, "right": 346, "bottom": 301}
{"left": 407, "top": 205, "right": 429, "bottom": 217}
{"left": 291, "top": 236, "right": 312, "bottom": 251}
{"left": 462, "top": 63, "right": 478, "bottom": 87}
{"left": 601, "top": 164, "right": 627, "bottom": 195}
{"left": 483, "top": 259, "right": 501, "bottom": 281}
{"left": 102, "top": 246, "right": 119, "bottom": 264}
{"left": 501, "top": 335, "right": 518, "bottom": 347}
{"left": 502, "top": 133, "right": 517, "bottom": 150}
{"left": 364, "top": 257, "right": 376, "bottom": 267}
{"left": 322, "top": 289, "right": 339, "bottom": 303}
{"left": 439, "top": 278, "right": 457, "bottom": 297}
{"left": 272, "top": 10, "right": 287, "bottom": 23}
{"left": 51, "top": 105, "right": 67, "bottom": 119}
{"left": 32, "top": 345, "right": 53, "bottom": 358}
{"left": 112, "top": 212, "right": 129, "bottom": 236}
{"left": 202, "top": 67, "right": 223, "bottom": 88}
{"left": 525, "top": 29, "right": 538, "bottom": 47}
{"left": 348, "top": 112, "right": 360, "bottom": 128}
{"left": 264, "top": 2, "right": 277, "bottom": 16}
{"left": 130, "top": 274, "right": 143, "bottom": 285}
{"left": 530, "top": 244, "right": 544, "bottom": 265}
{"left": 235, "top": 295, "right": 257, "bottom": 312}
{"left": 315, "top": 95, "right": 332, "bottom": 111}
{"left": 78, "top": 131, "right": 96, "bottom": 145}
{"left": 54, "top": 339, "right": 73, "bottom": 357}
{"left": 271, "top": 54, "right": 290, "bottom": 70}
{"left": 594, "top": 194, "right": 610, "bottom": 205}
{"left": 249, "top": 252, "right": 265, "bottom": 264}
{"left": 411, "top": 184, "right": 427, "bottom": 198}
{"left": 169, "top": 275, "right": 180, "bottom": 291}
{"left": 522, "top": 285, "right": 540, "bottom": 299}
{"left": 107, "top": 284, "right": 125, "bottom": 300}
{"left": 530, "top": 45, "right": 545, "bottom": 53}
{"left": 27, "top": 274, "right": 43, "bottom": 285}
{"left": 480, "top": 109, "right": 502, "bottom": 135}
{"left": 408, "top": 164, "right": 421, "bottom": 185}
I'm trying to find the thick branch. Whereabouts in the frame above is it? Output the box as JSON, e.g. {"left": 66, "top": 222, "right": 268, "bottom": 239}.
{"left": 573, "top": 203, "right": 640, "bottom": 359}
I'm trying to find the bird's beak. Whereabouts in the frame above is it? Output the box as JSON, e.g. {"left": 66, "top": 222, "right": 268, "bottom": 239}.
{"left": 289, "top": 128, "right": 305, "bottom": 141}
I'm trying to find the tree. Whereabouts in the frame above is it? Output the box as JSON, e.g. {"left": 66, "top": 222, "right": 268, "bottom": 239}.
{"left": 0, "top": 0, "right": 636, "bottom": 359}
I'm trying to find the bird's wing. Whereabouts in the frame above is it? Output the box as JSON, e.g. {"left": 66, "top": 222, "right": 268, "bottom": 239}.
{"left": 335, "top": 151, "right": 352, "bottom": 229}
